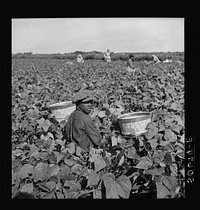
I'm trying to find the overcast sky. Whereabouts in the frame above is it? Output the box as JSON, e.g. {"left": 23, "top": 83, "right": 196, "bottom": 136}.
{"left": 12, "top": 18, "right": 184, "bottom": 54}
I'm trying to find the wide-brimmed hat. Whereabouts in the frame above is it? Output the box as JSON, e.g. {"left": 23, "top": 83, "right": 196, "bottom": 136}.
{"left": 72, "top": 89, "right": 96, "bottom": 103}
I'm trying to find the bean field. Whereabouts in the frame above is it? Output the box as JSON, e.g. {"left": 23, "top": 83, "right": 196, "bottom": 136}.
{"left": 12, "top": 56, "right": 185, "bottom": 199}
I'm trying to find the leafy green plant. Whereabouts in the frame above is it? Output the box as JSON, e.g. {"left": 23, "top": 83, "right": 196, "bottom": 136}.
{"left": 12, "top": 56, "right": 184, "bottom": 199}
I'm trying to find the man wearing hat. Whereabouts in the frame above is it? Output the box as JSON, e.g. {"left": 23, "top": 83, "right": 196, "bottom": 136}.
{"left": 64, "top": 89, "right": 102, "bottom": 151}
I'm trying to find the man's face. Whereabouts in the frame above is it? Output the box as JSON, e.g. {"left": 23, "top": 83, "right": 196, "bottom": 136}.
{"left": 79, "top": 100, "right": 93, "bottom": 114}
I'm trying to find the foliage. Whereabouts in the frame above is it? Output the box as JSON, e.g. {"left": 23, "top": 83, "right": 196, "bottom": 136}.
{"left": 12, "top": 56, "right": 184, "bottom": 199}
{"left": 12, "top": 52, "right": 184, "bottom": 62}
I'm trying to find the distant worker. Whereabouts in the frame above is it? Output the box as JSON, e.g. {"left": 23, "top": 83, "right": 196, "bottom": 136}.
{"left": 77, "top": 54, "right": 84, "bottom": 63}
{"left": 126, "top": 54, "right": 137, "bottom": 74}
{"left": 104, "top": 49, "right": 111, "bottom": 62}
{"left": 152, "top": 54, "right": 161, "bottom": 64}
{"left": 163, "top": 59, "right": 172, "bottom": 63}
{"left": 127, "top": 54, "right": 135, "bottom": 70}
{"left": 127, "top": 54, "right": 142, "bottom": 75}
{"left": 64, "top": 89, "right": 102, "bottom": 152}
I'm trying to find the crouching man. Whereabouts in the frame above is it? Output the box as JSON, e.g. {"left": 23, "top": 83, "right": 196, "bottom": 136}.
{"left": 64, "top": 89, "right": 102, "bottom": 152}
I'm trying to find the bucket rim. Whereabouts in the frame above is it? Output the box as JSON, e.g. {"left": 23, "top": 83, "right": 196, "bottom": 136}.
{"left": 49, "top": 101, "right": 73, "bottom": 107}
{"left": 117, "top": 112, "right": 151, "bottom": 120}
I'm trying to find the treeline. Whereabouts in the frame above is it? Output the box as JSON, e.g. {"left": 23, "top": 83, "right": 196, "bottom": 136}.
{"left": 12, "top": 51, "right": 184, "bottom": 62}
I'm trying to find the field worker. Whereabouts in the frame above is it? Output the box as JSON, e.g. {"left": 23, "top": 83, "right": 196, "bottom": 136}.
{"left": 152, "top": 54, "right": 161, "bottom": 64}
{"left": 77, "top": 54, "right": 84, "bottom": 63}
{"left": 127, "top": 54, "right": 136, "bottom": 74}
{"left": 104, "top": 49, "right": 111, "bottom": 62}
{"left": 163, "top": 59, "right": 172, "bottom": 63}
{"left": 64, "top": 89, "right": 102, "bottom": 152}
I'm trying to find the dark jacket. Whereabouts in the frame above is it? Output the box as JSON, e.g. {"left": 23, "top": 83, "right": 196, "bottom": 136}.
{"left": 65, "top": 107, "right": 102, "bottom": 151}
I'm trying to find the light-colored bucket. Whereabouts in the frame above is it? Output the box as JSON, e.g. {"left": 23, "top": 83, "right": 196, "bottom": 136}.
{"left": 49, "top": 101, "right": 76, "bottom": 123}
{"left": 117, "top": 112, "right": 151, "bottom": 136}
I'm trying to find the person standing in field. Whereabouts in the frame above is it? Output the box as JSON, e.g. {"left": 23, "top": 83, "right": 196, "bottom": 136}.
{"left": 127, "top": 54, "right": 142, "bottom": 75}
{"left": 104, "top": 49, "right": 111, "bottom": 62}
{"left": 127, "top": 54, "right": 135, "bottom": 70}
{"left": 127, "top": 54, "right": 136, "bottom": 74}
{"left": 64, "top": 89, "right": 102, "bottom": 152}
{"left": 77, "top": 54, "right": 84, "bottom": 63}
{"left": 152, "top": 54, "right": 161, "bottom": 64}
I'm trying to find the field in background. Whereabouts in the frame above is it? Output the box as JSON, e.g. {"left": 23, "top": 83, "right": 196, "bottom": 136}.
{"left": 12, "top": 51, "right": 184, "bottom": 62}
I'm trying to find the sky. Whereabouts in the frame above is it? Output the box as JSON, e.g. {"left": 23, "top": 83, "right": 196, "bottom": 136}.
{"left": 12, "top": 18, "right": 184, "bottom": 54}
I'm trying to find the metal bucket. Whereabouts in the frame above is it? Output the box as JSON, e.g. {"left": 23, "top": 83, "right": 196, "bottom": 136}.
{"left": 49, "top": 101, "right": 76, "bottom": 123}
{"left": 117, "top": 112, "right": 151, "bottom": 136}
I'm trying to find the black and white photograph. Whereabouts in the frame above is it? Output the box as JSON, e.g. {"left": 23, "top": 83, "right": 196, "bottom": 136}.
{"left": 11, "top": 18, "right": 187, "bottom": 199}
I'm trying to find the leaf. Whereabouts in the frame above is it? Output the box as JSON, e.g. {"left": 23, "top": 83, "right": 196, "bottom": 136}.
{"left": 12, "top": 149, "right": 23, "bottom": 157}
{"left": 109, "top": 107, "right": 116, "bottom": 114}
{"left": 118, "top": 155, "right": 124, "bottom": 166}
{"left": 164, "top": 117, "right": 174, "bottom": 126}
{"left": 28, "top": 108, "right": 38, "bottom": 118}
{"left": 93, "top": 188, "right": 102, "bottom": 199}
{"left": 20, "top": 119, "right": 29, "bottom": 129}
{"left": 180, "top": 168, "right": 185, "bottom": 177}
{"left": 90, "top": 110, "right": 99, "bottom": 118}
{"left": 47, "top": 132, "right": 54, "bottom": 139}
{"left": 111, "top": 136, "right": 118, "bottom": 147}
{"left": 170, "top": 102, "right": 178, "bottom": 110}
{"left": 19, "top": 164, "right": 34, "bottom": 180}
{"left": 153, "top": 150, "right": 165, "bottom": 164}
{"left": 102, "top": 173, "right": 121, "bottom": 198}
{"left": 55, "top": 139, "right": 65, "bottom": 146}
{"left": 60, "top": 164, "right": 71, "bottom": 174}
{"left": 176, "top": 149, "right": 185, "bottom": 159}
{"left": 145, "top": 126, "right": 158, "bottom": 139}
{"left": 159, "top": 140, "right": 170, "bottom": 147}
{"left": 45, "top": 181, "right": 57, "bottom": 191}
{"left": 180, "top": 134, "right": 185, "bottom": 143}
{"left": 37, "top": 118, "right": 51, "bottom": 132}
{"left": 164, "top": 152, "right": 172, "bottom": 165}
{"left": 98, "top": 111, "right": 106, "bottom": 118}
{"left": 48, "top": 164, "right": 60, "bottom": 177}
{"left": 148, "top": 138, "right": 158, "bottom": 150}
{"left": 116, "top": 175, "right": 132, "bottom": 198}
{"left": 145, "top": 167, "right": 164, "bottom": 176}
{"left": 162, "top": 175, "right": 177, "bottom": 196}
{"left": 135, "top": 156, "right": 153, "bottom": 170}
{"left": 102, "top": 173, "right": 131, "bottom": 199}
{"left": 56, "top": 153, "right": 65, "bottom": 163}
{"left": 156, "top": 182, "right": 170, "bottom": 198}
{"left": 20, "top": 183, "right": 34, "bottom": 194}
{"left": 87, "top": 170, "right": 100, "bottom": 187}
{"left": 94, "top": 156, "right": 107, "bottom": 172}
{"left": 117, "top": 136, "right": 122, "bottom": 144}
{"left": 45, "top": 191, "right": 55, "bottom": 199}
{"left": 126, "top": 146, "right": 137, "bottom": 159}
{"left": 64, "top": 158, "right": 76, "bottom": 167}
{"left": 164, "top": 129, "right": 177, "bottom": 142}
{"left": 34, "top": 162, "right": 48, "bottom": 182}
{"left": 43, "top": 119, "right": 51, "bottom": 132}
{"left": 67, "top": 142, "right": 76, "bottom": 154}
{"left": 64, "top": 180, "right": 81, "bottom": 191}
{"left": 75, "top": 146, "right": 83, "bottom": 157}
{"left": 170, "top": 124, "right": 181, "bottom": 133}
{"left": 39, "top": 151, "right": 49, "bottom": 161}
{"left": 71, "top": 163, "right": 83, "bottom": 175}
{"left": 37, "top": 118, "right": 45, "bottom": 126}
